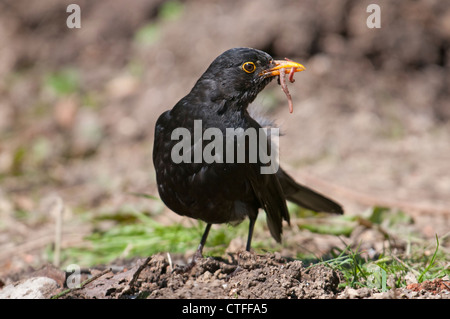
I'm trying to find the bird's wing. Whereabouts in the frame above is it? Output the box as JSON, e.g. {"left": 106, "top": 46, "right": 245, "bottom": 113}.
{"left": 249, "top": 111, "right": 343, "bottom": 215}
{"left": 248, "top": 166, "right": 290, "bottom": 243}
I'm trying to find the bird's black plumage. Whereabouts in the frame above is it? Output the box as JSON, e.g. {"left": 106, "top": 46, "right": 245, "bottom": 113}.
{"left": 153, "top": 48, "right": 343, "bottom": 261}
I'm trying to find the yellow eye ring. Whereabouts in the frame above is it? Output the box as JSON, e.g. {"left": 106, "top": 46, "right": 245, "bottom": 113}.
{"left": 242, "top": 62, "right": 256, "bottom": 73}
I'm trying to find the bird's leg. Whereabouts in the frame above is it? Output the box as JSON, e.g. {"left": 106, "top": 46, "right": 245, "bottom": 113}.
{"left": 246, "top": 218, "right": 256, "bottom": 252}
{"left": 192, "top": 223, "right": 212, "bottom": 261}
{"left": 174, "top": 223, "right": 211, "bottom": 273}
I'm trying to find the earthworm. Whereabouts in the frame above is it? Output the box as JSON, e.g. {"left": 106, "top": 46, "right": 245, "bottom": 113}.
{"left": 289, "top": 67, "right": 295, "bottom": 83}
{"left": 279, "top": 67, "right": 293, "bottom": 113}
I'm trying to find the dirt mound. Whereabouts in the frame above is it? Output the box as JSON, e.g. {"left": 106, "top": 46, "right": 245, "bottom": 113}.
{"left": 0, "top": 253, "right": 425, "bottom": 299}
{"left": 51, "top": 253, "right": 339, "bottom": 299}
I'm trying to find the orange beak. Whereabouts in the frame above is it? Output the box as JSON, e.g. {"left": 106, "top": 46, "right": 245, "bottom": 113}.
{"left": 260, "top": 59, "right": 306, "bottom": 78}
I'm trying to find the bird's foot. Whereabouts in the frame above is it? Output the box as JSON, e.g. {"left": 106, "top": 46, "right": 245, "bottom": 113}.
{"left": 225, "top": 250, "right": 255, "bottom": 280}
{"left": 173, "top": 249, "right": 203, "bottom": 274}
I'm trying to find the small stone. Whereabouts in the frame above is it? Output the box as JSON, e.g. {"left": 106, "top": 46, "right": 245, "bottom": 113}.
{"left": 0, "top": 277, "right": 58, "bottom": 299}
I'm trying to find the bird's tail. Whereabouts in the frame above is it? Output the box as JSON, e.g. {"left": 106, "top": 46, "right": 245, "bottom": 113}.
{"left": 277, "top": 169, "right": 344, "bottom": 214}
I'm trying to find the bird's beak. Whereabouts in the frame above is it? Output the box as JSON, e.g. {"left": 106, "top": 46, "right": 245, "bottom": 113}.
{"left": 260, "top": 59, "right": 306, "bottom": 78}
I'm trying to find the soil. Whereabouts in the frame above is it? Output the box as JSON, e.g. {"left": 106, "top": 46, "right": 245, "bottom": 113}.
{"left": 2, "top": 252, "right": 447, "bottom": 299}
{"left": 0, "top": 0, "right": 449, "bottom": 299}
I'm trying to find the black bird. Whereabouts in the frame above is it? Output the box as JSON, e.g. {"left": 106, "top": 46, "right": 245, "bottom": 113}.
{"left": 153, "top": 48, "right": 343, "bottom": 263}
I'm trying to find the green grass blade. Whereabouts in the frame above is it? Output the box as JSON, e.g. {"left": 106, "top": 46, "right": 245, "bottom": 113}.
{"left": 418, "top": 234, "right": 440, "bottom": 283}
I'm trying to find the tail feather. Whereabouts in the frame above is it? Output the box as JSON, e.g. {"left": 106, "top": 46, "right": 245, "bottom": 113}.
{"left": 277, "top": 169, "right": 344, "bottom": 214}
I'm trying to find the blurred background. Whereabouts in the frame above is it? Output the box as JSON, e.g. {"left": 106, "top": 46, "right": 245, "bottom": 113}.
{"left": 0, "top": 0, "right": 449, "bottom": 277}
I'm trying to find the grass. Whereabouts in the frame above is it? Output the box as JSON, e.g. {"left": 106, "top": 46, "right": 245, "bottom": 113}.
{"left": 44, "top": 68, "right": 80, "bottom": 96}
{"left": 299, "top": 206, "right": 449, "bottom": 290}
{"left": 315, "top": 234, "right": 448, "bottom": 290}
{"left": 58, "top": 209, "right": 253, "bottom": 267}
{"left": 57, "top": 202, "right": 449, "bottom": 292}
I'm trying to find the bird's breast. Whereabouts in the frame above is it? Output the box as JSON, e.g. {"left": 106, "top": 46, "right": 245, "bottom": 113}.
{"left": 153, "top": 106, "right": 265, "bottom": 223}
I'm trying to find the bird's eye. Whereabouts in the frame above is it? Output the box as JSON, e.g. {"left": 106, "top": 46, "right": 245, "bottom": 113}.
{"left": 242, "top": 62, "right": 256, "bottom": 74}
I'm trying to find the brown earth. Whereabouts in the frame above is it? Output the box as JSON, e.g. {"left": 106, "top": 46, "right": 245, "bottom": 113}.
{"left": 2, "top": 253, "right": 448, "bottom": 299}
{"left": 0, "top": 0, "right": 449, "bottom": 299}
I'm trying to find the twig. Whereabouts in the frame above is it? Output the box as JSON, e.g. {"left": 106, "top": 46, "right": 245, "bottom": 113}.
{"left": 128, "top": 257, "right": 151, "bottom": 288}
{"left": 50, "top": 268, "right": 111, "bottom": 299}
{"left": 52, "top": 196, "right": 64, "bottom": 268}
{"left": 442, "top": 281, "right": 450, "bottom": 291}
{"left": 167, "top": 252, "right": 173, "bottom": 272}
{"left": 0, "top": 232, "right": 88, "bottom": 264}
{"left": 391, "top": 255, "right": 421, "bottom": 277}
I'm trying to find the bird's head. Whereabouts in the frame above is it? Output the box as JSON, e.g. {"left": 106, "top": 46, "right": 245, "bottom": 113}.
{"left": 193, "top": 47, "right": 305, "bottom": 109}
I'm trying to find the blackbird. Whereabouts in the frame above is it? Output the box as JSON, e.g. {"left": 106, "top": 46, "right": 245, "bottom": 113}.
{"left": 153, "top": 48, "right": 343, "bottom": 262}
